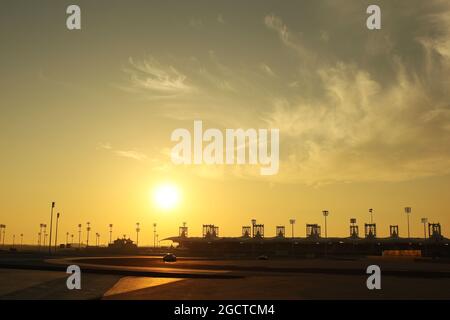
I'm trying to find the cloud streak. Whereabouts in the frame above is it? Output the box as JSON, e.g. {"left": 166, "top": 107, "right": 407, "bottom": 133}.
{"left": 123, "top": 57, "right": 195, "bottom": 99}
{"left": 98, "top": 143, "right": 147, "bottom": 161}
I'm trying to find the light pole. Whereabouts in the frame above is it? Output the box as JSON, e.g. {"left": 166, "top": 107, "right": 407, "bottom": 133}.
{"left": 12, "top": 234, "right": 15, "bottom": 248}
{"left": 0, "top": 225, "right": 5, "bottom": 247}
{"left": 78, "top": 224, "right": 82, "bottom": 248}
{"left": 54, "top": 212, "right": 60, "bottom": 251}
{"left": 369, "top": 208, "right": 373, "bottom": 224}
{"left": 156, "top": 234, "right": 159, "bottom": 247}
{"left": 136, "top": 223, "right": 140, "bottom": 247}
{"left": 109, "top": 224, "right": 113, "bottom": 244}
{"left": 66, "top": 232, "right": 69, "bottom": 246}
{"left": 86, "top": 222, "right": 91, "bottom": 247}
{"left": 42, "top": 224, "right": 47, "bottom": 246}
{"left": 153, "top": 223, "right": 157, "bottom": 248}
{"left": 38, "top": 223, "right": 44, "bottom": 249}
{"left": 289, "top": 219, "right": 296, "bottom": 238}
{"left": 48, "top": 201, "right": 55, "bottom": 254}
{"left": 20, "top": 234, "right": 23, "bottom": 249}
{"left": 71, "top": 234, "right": 74, "bottom": 246}
{"left": 405, "top": 207, "right": 411, "bottom": 238}
{"left": 322, "top": 210, "right": 329, "bottom": 238}
{"left": 95, "top": 233, "right": 100, "bottom": 246}
{"left": 421, "top": 218, "right": 428, "bottom": 239}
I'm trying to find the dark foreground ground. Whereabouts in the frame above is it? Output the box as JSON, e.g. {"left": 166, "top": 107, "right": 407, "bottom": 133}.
{"left": 0, "top": 253, "right": 449, "bottom": 299}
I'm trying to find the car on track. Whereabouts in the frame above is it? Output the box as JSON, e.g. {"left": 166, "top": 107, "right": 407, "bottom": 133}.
{"left": 163, "top": 253, "right": 177, "bottom": 262}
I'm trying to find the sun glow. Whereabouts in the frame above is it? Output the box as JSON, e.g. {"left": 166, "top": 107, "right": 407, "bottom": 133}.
{"left": 152, "top": 183, "right": 181, "bottom": 210}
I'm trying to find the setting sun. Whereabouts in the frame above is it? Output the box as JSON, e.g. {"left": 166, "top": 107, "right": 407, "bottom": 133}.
{"left": 152, "top": 183, "right": 181, "bottom": 210}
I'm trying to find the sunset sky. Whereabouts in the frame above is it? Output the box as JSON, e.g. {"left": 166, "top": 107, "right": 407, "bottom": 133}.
{"left": 1, "top": 0, "right": 450, "bottom": 245}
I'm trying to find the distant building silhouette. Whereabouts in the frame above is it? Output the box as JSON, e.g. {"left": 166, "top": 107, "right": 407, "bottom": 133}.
{"left": 108, "top": 236, "right": 137, "bottom": 250}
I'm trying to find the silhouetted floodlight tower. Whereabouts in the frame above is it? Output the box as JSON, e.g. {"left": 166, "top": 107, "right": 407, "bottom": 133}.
{"left": 54, "top": 212, "right": 60, "bottom": 252}
{"left": 364, "top": 223, "right": 377, "bottom": 239}
{"left": 71, "top": 234, "right": 74, "bottom": 246}
{"left": 322, "top": 210, "right": 329, "bottom": 238}
{"left": 86, "top": 222, "right": 91, "bottom": 247}
{"left": 109, "top": 224, "right": 113, "bottom": 244}
{"left": 20, "top": 234, "right": 23, "bottom": 249}
{"left": 95, "top": 233, "right": 100, "bottom": 246}
{"left": 306, "top": 224, "right": 321, "bottom": 238}
{"left": 153, "top": 223, "right": 157, "bottom": 248}
{"left": 156, "top": 234, "right": 159, "bottom": 247}
{"left": 251, "top": 219, "right": 256, "bottom": 237}
{"left": 350, "top": 218, "right": 359, "bottom": 238}
{"left": 369, "top": 208, "right": 374, "bottom": 224}
{"left": 12, "top": 234, "right": 15, "bottom": 248}
{"left": 390, "top": 225, "right": 399, "bottom": 238}
{"left": 428, "top": 223, "right": 442, "bottom": 240}
{"left": 136, "top": 223, "right": 140, "bottom": 247}
{"left": 421, "top": 218, "right": 428, "bottom": 239}
{"left": 253, "top": 224, "right": 264, "bottom": 238}
{"left": 276, "top": 226, "right": 285, "bottom": 237}
{"left": 241, "top": 226, "right": 251, "bottom": 237}
{"left": 78, "top": 224, "right": 82, "bottom": 248}
{"left": 44, "top": 232, "right": 48, "bottom": 246}
{"left": 48, "top": 201, "right": 55, "bottom": 254}
{"left": 289, "top": 219, "right": 296, "bottom": 238}
{"left": 66, "top": 232, "right": 69, "bottom": 246}
{"left": 404, "top": 207, "right": 412, "bottom": 238}
{"left": 203, "top": 224, "right": 219, "bottom": 238}
{"left": 180, "top": 222, "right": 188, "bottom": 237}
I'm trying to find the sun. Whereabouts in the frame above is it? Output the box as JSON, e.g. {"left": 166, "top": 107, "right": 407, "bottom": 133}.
{"left": 152, "top": 183, "right": 181, "bottom": 210}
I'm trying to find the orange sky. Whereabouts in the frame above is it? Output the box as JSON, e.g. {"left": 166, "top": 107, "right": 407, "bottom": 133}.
{"left": 0, "top": 0, "right": 449, "bottom": 245}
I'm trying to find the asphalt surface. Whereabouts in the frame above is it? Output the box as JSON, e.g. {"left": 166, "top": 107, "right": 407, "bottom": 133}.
{"left": 1, "top": 253, "right": 449, "bottom": 299}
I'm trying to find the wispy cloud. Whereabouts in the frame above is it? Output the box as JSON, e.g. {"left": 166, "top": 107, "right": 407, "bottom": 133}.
{"left": 260, "top": 63, "right": 277, "bottom": 77}
{"left": 122, "top": 57, "right": 195, "bottom": 98}
{"left": 97, "top": 142, "right": 112, "bottom": 150}
{"left": 114, "top": 150, "right": 147, "bottom": 161}
{"left": 264, "top": 14, "right": 312, "bottom": 60}
{"left": 98, "top": 143, "right": 147, "bottom": 161}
